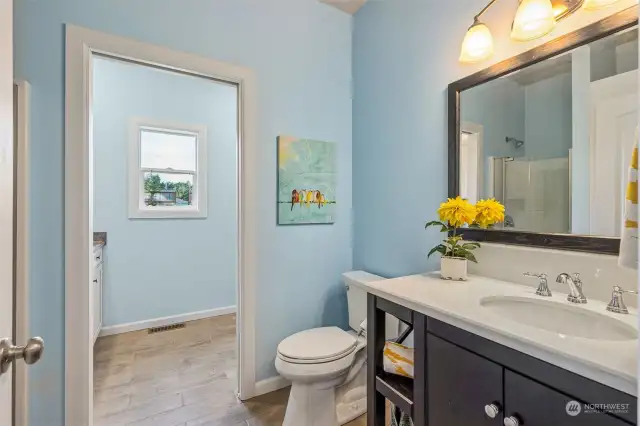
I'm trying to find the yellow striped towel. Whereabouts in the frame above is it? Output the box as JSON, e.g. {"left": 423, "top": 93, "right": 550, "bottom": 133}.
{"left": 619, "top": 130, "right": 638, "bottom": 270}
{"left": 383, "top": 342, "right": 414, "bottom": 378}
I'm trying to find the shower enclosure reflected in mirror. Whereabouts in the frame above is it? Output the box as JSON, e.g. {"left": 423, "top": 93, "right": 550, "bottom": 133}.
{"left": 449, "top": 7, "right": 638, "bottom": 254}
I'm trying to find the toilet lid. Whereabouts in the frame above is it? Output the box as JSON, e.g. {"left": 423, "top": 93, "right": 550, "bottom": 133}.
{"left": 277, "top": 327, "right": 357, "bottom": 362}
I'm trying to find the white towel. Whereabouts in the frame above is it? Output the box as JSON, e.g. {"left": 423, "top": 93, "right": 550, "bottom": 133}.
{"left": 383, "top": 341, "right": 414, "bottom": 378}
{"left": 619, "top": 130, "right": 638, "bottom": 270}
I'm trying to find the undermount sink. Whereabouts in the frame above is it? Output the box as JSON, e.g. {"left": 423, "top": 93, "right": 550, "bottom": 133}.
{"left": 480, "top": 296, "right": 638, "bottom": 341}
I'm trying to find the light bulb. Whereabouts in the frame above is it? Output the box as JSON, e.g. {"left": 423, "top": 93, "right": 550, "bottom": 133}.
{"left": 583, "top": 0, "right": 623, "bottom": 10}
{"left": 511, "top": 0, "right": 556, "bottom": 42}
{"left": 459, "top": 21, "right": 494, "bottom": 64}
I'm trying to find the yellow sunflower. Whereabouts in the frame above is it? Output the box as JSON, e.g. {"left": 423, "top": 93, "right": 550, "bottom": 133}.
{"left": 474, "top": 198, "right": 505, "bottom": 228}
{"left": 438, "top": 196, "right": 476, "bottom": 227}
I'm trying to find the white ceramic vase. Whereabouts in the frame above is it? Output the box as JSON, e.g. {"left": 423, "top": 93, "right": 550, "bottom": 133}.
{"left": 440, "top": 256, "right": 468, "bottom": 281}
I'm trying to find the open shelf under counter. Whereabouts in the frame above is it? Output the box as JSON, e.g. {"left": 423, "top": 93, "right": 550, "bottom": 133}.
{"left": 375, "top": 372, "right": 414, "bottom": 417}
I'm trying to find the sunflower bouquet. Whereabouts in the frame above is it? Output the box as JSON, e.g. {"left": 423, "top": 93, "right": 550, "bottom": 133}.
{"left": 425, "top": 196, "right": 504, "bottom": 278}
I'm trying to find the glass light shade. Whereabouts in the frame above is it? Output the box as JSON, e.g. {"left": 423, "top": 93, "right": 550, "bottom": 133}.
{"left": 583, "top": 0, "right": 622, "bottom": 9}
{"left": 552, "top": 3, "right": 568, "bottom": 17}
{"left": 459, "top": 22, "right": 494, "bottom": 64}
{"left": 511, "top": 0, "right": 556, "bottom": 41}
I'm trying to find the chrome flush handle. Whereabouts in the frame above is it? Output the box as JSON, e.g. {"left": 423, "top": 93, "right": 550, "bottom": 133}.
{"left": 523, "top": 272, "right": 551, "bottom": 297}
{"left": 606, "top": 286, "right": 638, "bottom": 315}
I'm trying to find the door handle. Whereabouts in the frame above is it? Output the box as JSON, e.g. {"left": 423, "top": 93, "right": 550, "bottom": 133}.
{"left": 0, "top": 337, "right": 44, "bottom": 375}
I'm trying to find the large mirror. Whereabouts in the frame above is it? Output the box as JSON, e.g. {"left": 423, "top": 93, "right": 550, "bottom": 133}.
{"left": 450, "top": 8, "right": 638, "bottom": 253}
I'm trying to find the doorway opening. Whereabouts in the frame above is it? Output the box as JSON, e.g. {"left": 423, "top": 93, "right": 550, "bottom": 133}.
{"left": 65, "top": 26, "right": 259, "bottom": 426}
{"left": 90, "top": 54, "right": 241, "bottom": 425}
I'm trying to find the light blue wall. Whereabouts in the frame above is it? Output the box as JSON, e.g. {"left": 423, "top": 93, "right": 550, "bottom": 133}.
{"left": 93, "top": 57, "right": 238, "bottom": 327}
{"left": 352, "top": 0, "right": 489, "bottom": 276}
{"left": 14, "top": 0, "right": 352, "bottom": 424}
{"left": 461, "top": 78, "right": 526, "bottom": 161}
{"left": 461, "top": 78, "right": 525, "bottom": 197}
{"left": 461, "top": 71, "right": 572, "bottom": 165}
{"left": 524, "top": 73, "right": 573, "bottom": 160}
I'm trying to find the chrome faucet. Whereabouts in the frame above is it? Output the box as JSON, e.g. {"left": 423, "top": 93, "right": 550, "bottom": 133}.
{"left": 523, "top": 272, "right": 551, "bottom": 297}
{"left": 606, "top": 286, "right": 638, "bottom": 314}
{"left": 556, "top": 273, "right": 587, "bottom": 304}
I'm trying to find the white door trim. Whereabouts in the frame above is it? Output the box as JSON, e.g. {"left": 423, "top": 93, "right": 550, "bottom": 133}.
{"left": 461, "top": 121, "right": 484, "bottom": 202}
{"left": 65, "top": 25, "right": 258, "bottom": 426}
{"left": 14, "top": 79, "right": 31, "bottom": 426}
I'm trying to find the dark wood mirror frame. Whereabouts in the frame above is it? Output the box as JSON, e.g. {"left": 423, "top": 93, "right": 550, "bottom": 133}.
{"left": 448, "top": 6, "right": 638, "bottom": 255}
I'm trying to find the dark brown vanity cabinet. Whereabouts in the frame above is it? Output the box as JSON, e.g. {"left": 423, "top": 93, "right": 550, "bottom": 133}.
{"left": 426, "top": 335, "right": 630, "bottom": 426}
{"left": 504, "top": 371, "right": 628, "bottom": 426}
{"left": 368, "top": 294, "right": 636, "bottom": 426}
{"left": 427, "top": 335, "right": 502, "bottom": 426}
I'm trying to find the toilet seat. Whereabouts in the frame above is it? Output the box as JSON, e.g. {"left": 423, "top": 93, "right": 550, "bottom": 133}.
{"left": 277, "top": 327, "right": 357, "bottom": 365}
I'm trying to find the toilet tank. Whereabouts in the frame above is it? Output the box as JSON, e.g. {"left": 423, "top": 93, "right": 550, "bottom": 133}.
{"left": 343, "top": 271, "right": 400, "bottom": 339}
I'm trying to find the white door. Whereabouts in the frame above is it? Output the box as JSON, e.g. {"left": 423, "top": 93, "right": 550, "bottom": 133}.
{"left": 1, "top": 0, "right": 14, "bottom": 423}
{"left": 590, "top": 70, "right": 639, "bottom": 236}
{"left": 2, "top": 6, "right": 43, "bottom": 425}
{"left": 0, "top": 0, "right": 13, "bottom": 425}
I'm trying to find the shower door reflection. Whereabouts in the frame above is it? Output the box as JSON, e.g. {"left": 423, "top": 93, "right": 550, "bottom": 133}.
{"left": 489, "top": 156, "right": 570, "bottom": 234}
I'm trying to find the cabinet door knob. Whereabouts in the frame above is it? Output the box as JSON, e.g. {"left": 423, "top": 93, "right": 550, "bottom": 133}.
{"left": 484, "top": 403, "right": 501, "bottom": 419}
{"left": 504, "top": 415, "right": 521, "bottom": 426}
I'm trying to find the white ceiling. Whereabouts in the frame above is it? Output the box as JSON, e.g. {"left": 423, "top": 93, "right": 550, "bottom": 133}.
{"left": 319, "top": 0, "right": 367, "bottom": 15}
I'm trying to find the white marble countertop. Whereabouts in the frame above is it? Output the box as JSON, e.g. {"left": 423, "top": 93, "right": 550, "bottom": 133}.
{"left": 353, "top": 272, "right": 638, "bottom": 396}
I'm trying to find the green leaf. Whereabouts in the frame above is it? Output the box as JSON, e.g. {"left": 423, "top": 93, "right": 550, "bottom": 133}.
{"left": 428, "top": 244, "right": 447, "bottom": 258}
{"left": 461, "top": 242, "right": 481, "bottom": 250}
{"left": 465, "top": 251, "right": 478, "bottom": 263}
{"left": 425, "top": 221, "right": 449, "bottom": 232}
{"left": 425, "top": 220, "right": 445, "bottom": 227}
{"left": 454, "top": 247, "right": 468, "bottom": 256}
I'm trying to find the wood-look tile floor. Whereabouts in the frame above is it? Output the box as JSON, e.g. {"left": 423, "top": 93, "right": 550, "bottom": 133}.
{"left": 94, "top": 314, "right": 366, "bottom": 426}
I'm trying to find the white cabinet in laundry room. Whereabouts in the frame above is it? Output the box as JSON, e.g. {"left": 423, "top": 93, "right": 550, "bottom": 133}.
{"left": 91, "top": 245, "right": 104, "bottom": 344}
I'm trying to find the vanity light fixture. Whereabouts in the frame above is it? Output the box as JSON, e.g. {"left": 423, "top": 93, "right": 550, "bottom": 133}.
{"left": 459, "top": 0, "right": 497, "bottom": 63}
{"left": 583, "top": 0, "right": 623, "bottom": 10}
{"left": 459, "top": 0, "right": 623, "bottom": 63}
{"left": 511, "top": 0, "right": 557, "bottom": 41}
{"left": 551, "top": 0, "right": 586, "bottom": 20}
{"left": 459, "top": 19, "right": 495, "bottom": 63}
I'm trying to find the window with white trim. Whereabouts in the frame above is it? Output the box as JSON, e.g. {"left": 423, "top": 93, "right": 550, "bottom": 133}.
{"left": 129, "top": 120, "right": 207, "bottom": 218}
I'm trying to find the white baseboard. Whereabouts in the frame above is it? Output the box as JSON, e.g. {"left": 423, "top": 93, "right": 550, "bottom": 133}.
{"left": 99, "top": 305, "right": 236, "bottom": 337}
{"left": 254, "top": 375, "right": 290, "bottom": 397}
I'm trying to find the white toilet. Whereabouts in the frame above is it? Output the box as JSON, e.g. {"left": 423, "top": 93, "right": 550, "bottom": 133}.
{"left": 275, "top": 271, "right": 398, "bottom": 426}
